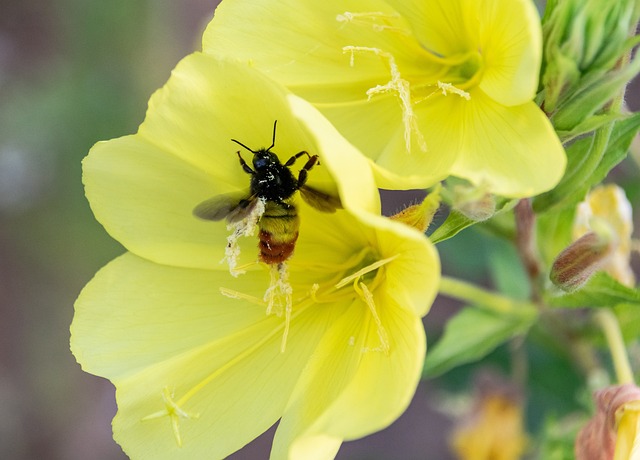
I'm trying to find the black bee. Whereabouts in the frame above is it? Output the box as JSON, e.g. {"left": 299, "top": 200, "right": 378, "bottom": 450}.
{"left": 193, "top": 120, "right": 341, "bottom": 264}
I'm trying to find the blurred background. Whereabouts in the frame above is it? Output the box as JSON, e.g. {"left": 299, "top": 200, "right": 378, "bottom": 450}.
{"left": 0, "top": 1, "right": 638, "bottom": 459}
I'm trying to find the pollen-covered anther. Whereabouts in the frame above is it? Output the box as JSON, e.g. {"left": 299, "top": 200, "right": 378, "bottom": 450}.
{"left": 263, "top": 263, "right": 293, "bottom": 352}
{"left": 342, "top": 46, "right": 427, "bottom": 153}
{"left": 141, "top": 386, "right": 200, "bottom": 448}
{"left": 437, "top": 81, "right": 471, "bottom": 100}
{"left": 222, "top": 198, "right": 266, "bottom": 276}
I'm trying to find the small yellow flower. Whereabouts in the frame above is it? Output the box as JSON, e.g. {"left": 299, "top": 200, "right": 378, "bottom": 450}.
{"left": 573, "top": 184, "right": 635, "bottom": 287}
{"left": 450, "top": 376, "right": 528, "bottom": 460}
{"left": 71, "top": 53, "right": 440, "bottom": 459}
{"left": 204, "top": 0, "right": 566, "bottom": 197}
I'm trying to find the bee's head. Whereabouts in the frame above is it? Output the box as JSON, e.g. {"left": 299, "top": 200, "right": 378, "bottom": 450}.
{"left": 253, "top": 149, "right": 280, "bottom": 170}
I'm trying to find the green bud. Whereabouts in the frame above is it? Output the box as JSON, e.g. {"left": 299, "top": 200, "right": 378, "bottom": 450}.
{"left": 541, "top": 0, "right": 640, "bottom": 132}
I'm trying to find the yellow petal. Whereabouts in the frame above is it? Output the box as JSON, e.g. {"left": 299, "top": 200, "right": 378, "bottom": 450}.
{"left": 384, "top": 0, "right": 471, "bottom": 55}
{"left": 447, "top": 91, "right": 565, "bottom": 197}
{"left": 272, "top": 294, "right": 426, "bottom": 459}
{"left": 473, "top": 0, "right": 542, "bottom": 106}
{"left": 614, "top": 406, "right": 640, "bottom": 460}
{"left": 317, "top": 94, "right": 453, "bottom": 189}
{"left": 354, "top": 210, "right": 440, "bottom": 316}
{"left": 72, "top": 252, "right": 353, "bottom": 458}
{"left": 292, "top": 207, "right": 439, "bottom": 318}
{"left": 71, "top": 253, "right": 272, "bottom": 379}
{"left": 204, "top": 0, "right": 414, "bottom": 88}
{"left": 84, "top": 135, "right": 232, "bottom": 270}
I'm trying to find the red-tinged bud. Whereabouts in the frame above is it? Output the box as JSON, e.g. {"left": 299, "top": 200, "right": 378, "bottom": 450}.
{"left": 575, "top": 384, "right": 640, "bottom": 460}
{"left": 550, "top": 229, "right": 615, "bottom": 292}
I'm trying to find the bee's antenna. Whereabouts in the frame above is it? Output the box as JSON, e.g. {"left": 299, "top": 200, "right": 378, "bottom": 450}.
{"left": 230, "top": 138, "right": 258, "bottom": 154}
{"left": 267, "top": 120, "right": 278, "bottom": 151}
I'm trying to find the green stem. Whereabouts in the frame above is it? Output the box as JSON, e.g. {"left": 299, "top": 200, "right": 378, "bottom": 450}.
{"left": 438, "top": 276, "right": 537, "bottom": 314}
{"left": 595, "top": 309, "right": 635, "bottom": 385}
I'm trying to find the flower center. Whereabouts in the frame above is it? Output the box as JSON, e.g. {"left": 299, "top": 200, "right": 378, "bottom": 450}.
{"left": 338, "top": 11, "right": 484, "bottom": 153}
{"left": 445, "top": 51, "right": 484, "bottom": 88}
{"left": 142, "top": 247, "right": 398, "bottom": 447}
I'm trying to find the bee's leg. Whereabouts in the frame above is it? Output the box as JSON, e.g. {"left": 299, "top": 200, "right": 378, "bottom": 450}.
{"left": 296, "top": 154, "right": 320, "bottom": 187}
{"left": 284, "top": 150, "right": 319, "bottom": 167}
{"left": 237, "top": 151, "right": 255, "bottom": 175}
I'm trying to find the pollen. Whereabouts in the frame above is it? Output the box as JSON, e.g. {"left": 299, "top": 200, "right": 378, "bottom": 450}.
{"left": 222, "top": 198, "right": 266, "bottom": 276}
{"left": 342, "top": 46, "right": 427, "bottom": 153}
{"left": 437, "top": 81, "right": 471, "bottom": 100}
{"left": 263, "top": 262, "right": 293, "bottom": 352}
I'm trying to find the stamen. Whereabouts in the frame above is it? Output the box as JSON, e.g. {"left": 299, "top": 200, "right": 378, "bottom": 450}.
{"left": 262, "top": 263, "right": 293, "bottom": 352}
{"left": 222, "top": 198, "right": 266, "bottom": 276}
{"left": 309, "top": 283, "right": 321, "bottom": 302}
{"left": 355, "top": 282, "right": 390, "bottom": 355}
{"left": 219, "top": 287, "right": 265, "bottom": 306}
{"left": 437, "top": 81, "right": 471, "bottom": 100}
{"left": 343, "top": 46, "right": 427, "bottom": 152}
{"left": 335, "top": 254, "right": 398, "bottom": 289}
{"left": 141, "top": 387, "right": 200, "bottom": 448}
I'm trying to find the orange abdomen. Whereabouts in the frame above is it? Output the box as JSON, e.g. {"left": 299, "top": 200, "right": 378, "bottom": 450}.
{"left": 258, "top": 230, "right": 299, "bottom": 264}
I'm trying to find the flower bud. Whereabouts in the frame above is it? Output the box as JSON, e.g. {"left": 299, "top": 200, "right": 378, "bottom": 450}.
{"left": 550, "top": 227, "right": 615, "bottom": 292}
{"left": 575, "top": 384, "right": 640, "bottom": 460}
{"left": 541, "top": 0, "right": 640, "bottom": 130}
{"left": 389, "top": 185, "right": 440, "bottom": 233}
{"left": 451, "top": 185, "right": 496, "bottom": 222}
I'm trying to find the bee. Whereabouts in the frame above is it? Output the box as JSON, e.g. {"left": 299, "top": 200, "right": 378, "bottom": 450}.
{"left": 194, "top": 121, "right": 341, "bottom": 264}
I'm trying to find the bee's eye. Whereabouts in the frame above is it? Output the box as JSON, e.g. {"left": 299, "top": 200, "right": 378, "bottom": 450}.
{"left": 254, "top": 157, "right": 269, "bottom": 169}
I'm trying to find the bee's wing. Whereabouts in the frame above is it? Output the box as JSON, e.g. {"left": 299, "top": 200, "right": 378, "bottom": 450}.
{"left": 299, "top": 186, "right": 342, "bottom": 213}
{"left": 193, "top": 192, "right": 258, "bottom": 223}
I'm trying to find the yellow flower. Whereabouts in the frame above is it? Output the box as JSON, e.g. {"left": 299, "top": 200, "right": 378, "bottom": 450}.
{"left": 573, "top": 184, "right": 635, "bottom": 287}
{"left": 71, "top": 53, "right": 440, "bottom": 459}
{"left": 203, "top": 0, "right": 566, "bottom": 197}
{"left": 450, "top": 375, "right": 528, "bottom": 460}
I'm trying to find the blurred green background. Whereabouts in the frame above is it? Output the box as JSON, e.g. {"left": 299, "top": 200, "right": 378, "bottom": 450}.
{"left": 1, "top": 1, "right": 638, "bottom": 459}
{"left": 0, "top": 1, "right": 217, "bottom": 458}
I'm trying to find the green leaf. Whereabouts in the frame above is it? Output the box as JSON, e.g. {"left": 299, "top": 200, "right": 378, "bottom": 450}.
{"left": 556, "top": 113, "right": 626, "bottom": 142}
{"left": 538, "top": 415, "right": 586, "bottom": 460}
{"left": 545, "top": 272, "right": 640, "bottom": 308}
{"left": 488, "top": 241, "right": 530, "bottom": 301}
{"left": 429, "top": 199, "right": 517, "bottom": 244}
{"left": 590, "top": 112, "right": 640, "bottom": 181}
{"left": 613, "top": 303, "right": 640, "bottom": 343}
{"left": 429, "top": 210, "right": 475, "bottom": 244}
{"left": 534, "top": 112, "right": 640, "bottom": 212}
{"left": 423, "top": 306, "right": 538, "bottom": 378}
{"left": 536, "top": 206, "right": 576, "bottom": 265}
